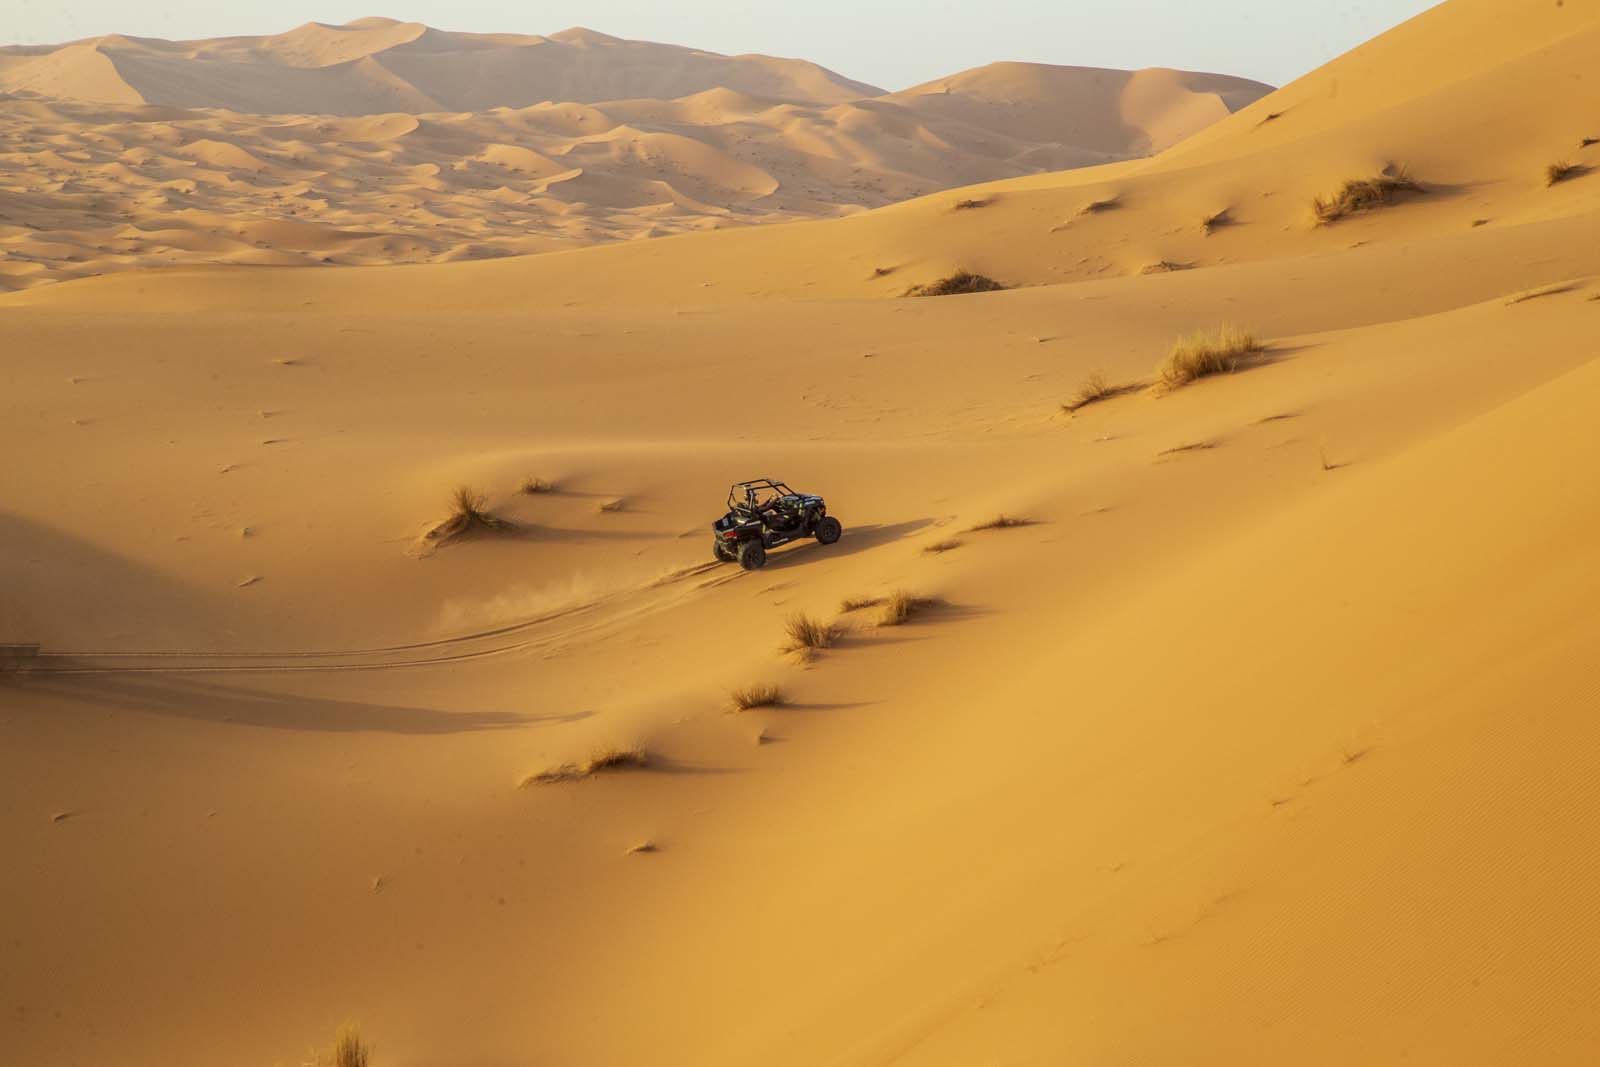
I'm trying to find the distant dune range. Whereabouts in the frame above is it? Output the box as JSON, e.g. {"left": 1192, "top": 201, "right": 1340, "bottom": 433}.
{"left": 0, "top": 19, "right": 1270, "bottom": 289}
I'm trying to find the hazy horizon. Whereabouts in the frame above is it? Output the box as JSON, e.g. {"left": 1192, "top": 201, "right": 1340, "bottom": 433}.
{"left": 4, "top": 0, "right": 1440, "bottom": 91}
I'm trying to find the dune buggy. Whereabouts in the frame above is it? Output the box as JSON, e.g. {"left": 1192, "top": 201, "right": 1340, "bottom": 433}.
{"left": 712, "top": 479, "right": 842, "bottom": 570}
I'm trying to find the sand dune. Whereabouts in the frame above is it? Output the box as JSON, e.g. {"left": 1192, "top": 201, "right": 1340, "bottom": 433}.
{"left": 0, "top": 22, "right": 1270, "bottom": 290}
{"left": 0, "top": 20, "right": 881, "bottom": 113}
{"left": 4, "top": 1, "right": 1600, "bottom": 1065}
{"left": 886, "top": 62, "right": 1270, "bottom": 155}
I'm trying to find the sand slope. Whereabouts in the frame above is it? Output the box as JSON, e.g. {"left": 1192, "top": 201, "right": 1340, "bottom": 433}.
{"left": 4, "top": 1, "right": 1600, "bottom": 1065}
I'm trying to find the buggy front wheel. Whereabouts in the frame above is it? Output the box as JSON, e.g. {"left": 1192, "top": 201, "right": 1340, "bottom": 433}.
{"left": 814, "top": 516, "right": 842, "bottom": 545}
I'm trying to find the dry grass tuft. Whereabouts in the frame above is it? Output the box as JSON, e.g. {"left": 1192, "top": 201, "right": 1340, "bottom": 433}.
{"left": 1312, "top": 168, "right": 1422, "bottom": 224}
{"left": 325, "top": 1025, "right": 370, "bottom": 1067}
{"left": 582, "top": 746, "right": 648, "bottom": 774}
{"left": 1546, "top": 161, "right": 1586, "bottom": 187}
{"left": 782, "top": 612, "right": 841, "bottom": 655}
{"left": 524, "top": 744, "right": 649, "bottom": 785}
{"left": 903, "top": 270, "right": 1007, "bottom": 298}
{"left": 872, "top": 265, "right": 896, "bottom": 278}
{"left": 968, "top": 515, "right": 1035, "bottom": 532}
{"left": 1159, "top": 439, "right": 1219, "bottom": 457}
{"left": 1062, "top": 372, "right": 1139, "bottom": 413}
{"left": 923, "top": 538, "right": 964, "bottom": 554}
{"left": 1201, "top": 208, "right": 1231, "bottom": 235}
{"left": 426, "top": 485, "right": 515, "bottom": 543}
{"left": 1078, "top": 195, "right": 1121, "bottom": 215}
{"left": 951, "top": 197, "right": 991, "bottom": 211}
{"left": 1506, "top": 283, "right": 1577, "bottom": 306}
{"left": 1140, "top": 260, "right": 1191, "bottom": 275}
{"left": 597, "top": 498, "right": 626, "bottom": 513}
{"left": 729, "top": 683, "right": 784, "bottom": 712}
{"left": 838, "top": 595, "right": 883, "bottom": 613}
{"left": 1155, "top": 324, "right": 1262, "bottom": 390}
{"left": 1582, "top": 137, "right": 1599, "bottom": 149}
{"left": 520, "top": 476, "right": 555, "bottom": 494}
{"left": 878, "top": 590, "right": 942, "bottom": 627}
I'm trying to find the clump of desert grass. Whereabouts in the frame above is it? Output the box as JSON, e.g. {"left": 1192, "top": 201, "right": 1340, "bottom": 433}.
{"left": 1546, "top": 161, "right": 1586, "bottom": 187}
{"left": 1154, "top": 324, "right": 1262, "bottom": 390}
{"left": 523, "top": 744, "right": 649, "bottom": 786}
{"left": 1505, "top": 283, "right": 1577, "bottom": 306}
{"left": 323, "top": 1025, "right": 370, "bottom": 1067}
{"left": 1312, "top": 167, "right": 1423, "bottom": 225}
{"left": 781, "top": 612, "right": 842, "bottom": 658}
{"left": 838, "top": 595, "right": 883, "bottom": 613}
{"left": 1581, "top": 137, "right": 1599, "bottom": 149}
{"left": 878, "top": 590, "right": 942, "bottom": 627}
{"left": 1157, "top": 439, "right": 1220, "bottom": 457}
{"left": 1140, "top": 260, "right": 1191, "bottom": 275}
{"left": 923, "top": 538, "right": 964, "bottom": 554}
{"left": 1078, "top": 194, "right": 1121, "bottom": 215}
{"left": 968, "top": 514, "right": 1035, "bottom": 532}
{"left": 425, "top": 485, "right": 515, "bottom": 544}
{"left": 729, "top": 683, "right": 784, "bottom": 712}
{"left": 1201, "top": 208, "right": 1231, "bottom": 235}
{"left": 596, "top": 497, "right": 626, "bottom": 513}
{"left": 903, "top": 270, "right": 1007, "bottom": 297}
{"left": 951, "top": 197, "right": 992, "bottom": 211}
{"left": 520, "top": 476, "right": 555, "bottom": 494}
{"left": 1062, "top": 371, "right": 1140, "bottom": 413}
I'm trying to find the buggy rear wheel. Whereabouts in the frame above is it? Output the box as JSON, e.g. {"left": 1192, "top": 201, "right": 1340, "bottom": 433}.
{"left": 737, "top": 541, "right": 767, "bottom": 571}
{"left": 814, "top": 516, "right": 842, "bottom": 545}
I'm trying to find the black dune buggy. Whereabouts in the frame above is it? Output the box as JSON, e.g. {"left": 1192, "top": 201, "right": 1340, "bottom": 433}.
{"left": 712, "top": 479, "right": 842, "bottom": 570}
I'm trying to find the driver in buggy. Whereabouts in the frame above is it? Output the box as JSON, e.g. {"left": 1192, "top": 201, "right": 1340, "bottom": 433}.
{"left": 749, "top": 486, "right": 801, "bottom": 532}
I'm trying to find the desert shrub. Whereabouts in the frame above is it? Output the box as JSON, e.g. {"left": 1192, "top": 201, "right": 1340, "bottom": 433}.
{"left": 923, "top": 538, "right": 964, "bottom": 554}
{"left": 1547, "top": 161, "right": 1586, "bottom": 187}
{"left": 1155, "top": 325, "right": 1262, "bottom": 389}
{"left": 782, "top": 613, "right": 840, "bottom": 654}
{"left": 520, "top": 476, "right": 554, "bottom": 494}
{"left": 904, "top": 271, "right": 1007, "bottom": 297}
{"left": 524, "top": 745, "right": 648, "bottom": 785}
{"left": 1312, "top": 168, "right": 1422, "bottom": 224}
{"left": 1062, "top": 372, "right": 1138, "bottom": 413}
{"left": 1505, "top": 283, "right": 1576, "bottom": 306}
{"left": 326, "top": 1025, "right": 370, "bottom": 1067}
{"left": 968, "top": 515, "right": 1035, "bottom": 531}
{"left": 878, "top": 591, "right": 942, "bottom": 627}
{"left": 1079, "top": 195, "right": 1120, "bottom": 215}
{"left": 729, "top": 684, "right": 784, "bottom": 711}
{"left": 1201, "top": 208, "right": 1231, "bottom": 234}
{"left": 838, "top": 595, "right": 883, "bottom": 613}
{"left": 426, "top": 486, "right": 514, "bottom": 543}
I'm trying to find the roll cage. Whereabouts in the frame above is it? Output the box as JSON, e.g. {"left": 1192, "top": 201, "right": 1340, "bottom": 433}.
{"left": 728, "top": 479, "right": 797, "bottom": 517}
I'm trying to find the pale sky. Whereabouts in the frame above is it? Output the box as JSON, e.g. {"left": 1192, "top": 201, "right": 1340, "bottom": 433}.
{"left": 4, "top": 0, "right": 1441, "bottom": 90}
